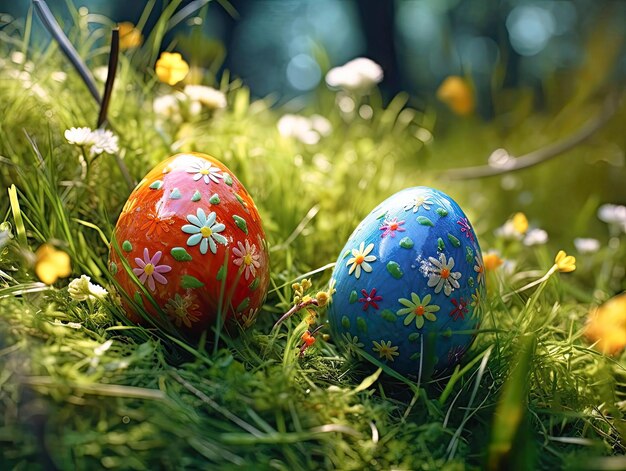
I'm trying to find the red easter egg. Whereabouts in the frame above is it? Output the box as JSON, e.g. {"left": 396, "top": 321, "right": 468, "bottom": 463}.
{"left": 108, "top": 153, "right": 270, "bottom": 335}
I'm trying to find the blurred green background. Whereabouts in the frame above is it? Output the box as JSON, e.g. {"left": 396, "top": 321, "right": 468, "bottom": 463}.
{"left": 3, "top": 0, "right": 625, "bottom": 103}
{"left": 1, "top": 0, "right": 625, "bottom": 244}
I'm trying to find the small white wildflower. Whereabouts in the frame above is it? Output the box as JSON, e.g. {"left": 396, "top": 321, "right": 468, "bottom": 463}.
{"left": 51, "top": 71, "right": 67, "bottom": 83}
{"left": 523, "top": 228, "right": 548, "bottom": 246}
{"left": 153, "top": 94, "right": 181, "bottom": 118}
{"left": 494, "top": 221, "right": 523, "bottom": 241}
{"left": 23, "top": 61, "right": 35, "bottom": 73}
{"left": 68, "top": 275, "right": 108, "bottom": 301}
{"left": 325, "top": 57, "right": 383, "bottom": 92}
{"left": 10, "top": 51, "right": 25, "bottom": 64}
{"left": 64, "top": 127, "right": 93, "bottom": 146}
{"left": 89, "top": 129, "right": 119, "bottom": 155}
{"left": 574, "top": 237, "right": 600, "bottom": 254}
{"left": 183, "top": 85, "right": 227, "bottom": 110}
{"left": 277, "top": 114, "right": 331, "bottom": 145}
{"left": 598, "top": 204, "right": 626, "bottom": 225}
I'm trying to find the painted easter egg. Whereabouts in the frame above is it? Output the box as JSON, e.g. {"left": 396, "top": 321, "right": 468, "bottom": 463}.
{"left": 108, "top": 152, "right": 269, "bottom": 335}
{"left": 327, "top": 187, "right": 485, "bottom": 376}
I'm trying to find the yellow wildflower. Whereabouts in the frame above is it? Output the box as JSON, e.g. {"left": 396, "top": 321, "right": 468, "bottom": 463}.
{"left": 315, "top": 291, "right": 329, "bottom": 307}
{"left": 118, "top": 22, "right": 143, "bottom": 50}
{"left": 35, "top": 244, "right": 71, "bottom": 284}
{"left": 483, "top": 252, "right": 504, "bottom": 271}
{"left": 301, "top": 278, "right": 312, "bottom": 291}
{"left": 554, "top": 250, "right": 576, "bottom": 273}
{"left": 512, "top": 212, "right": 528, "bottom": 234}
{"left": 155, "top": 52, "right": 189, "bottom": 86}
{"left": 436, "top": 76, "right": 475, "bottom": 116}
{"left": 585, "top": 293, "right": 626, "bottom": 355}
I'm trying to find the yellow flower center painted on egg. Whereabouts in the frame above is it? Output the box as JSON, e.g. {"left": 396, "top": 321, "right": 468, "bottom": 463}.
{"left": 355, "top": 255, "right": 365, "bottom": 265}
{"left": 243, "top": 253, "right": 253, "bottom": 266}
{"left": 201, "top": 226, "right": 213, "bottom": 238}
{"left": 200, "top": 169, "right": 210, "bottom": 175}
{"left": 144, "top": 263, "right": 155, "bottom": 276}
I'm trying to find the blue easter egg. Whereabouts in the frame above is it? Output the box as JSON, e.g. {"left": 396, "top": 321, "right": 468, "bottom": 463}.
{"left": 327, "top": 187, "right": 486, "bottom": 376}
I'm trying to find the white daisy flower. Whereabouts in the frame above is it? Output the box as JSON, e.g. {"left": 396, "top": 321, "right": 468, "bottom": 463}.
{"left": 68, "top": 275, "right": 108, "bottom": 301}
{"left": 523, "top": 228, "right": 548, "bottom": 246}
{"left": 89, "top": 129, "right": 119, "bottom": 155}
{"left": 574, "top": 238, "right": 600, "bottom": 254}
{"left": 277, "top": 113, "right": 332, "bottom": 145}
{"left": 494, "top": 220, "right": 523, "bottom": 240}
{"left": 598, "top": 204, "right": 626, "bottom": 225}
{"left": 325, "top": 57, "right": 383, "bottom": 92}
{"left": 64, "top": 127, "right": 93, "bottom": 146}
{"left": 426, "top": 253, "right": 461, "bottom": 296}
{"left": 184, "top": 85, "right": 227, "bottom": 110}
{"left": 187, "top": 160, "right": 223, "bottom": 184}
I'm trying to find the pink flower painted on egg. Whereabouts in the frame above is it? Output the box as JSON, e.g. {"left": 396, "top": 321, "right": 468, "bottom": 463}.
{"left": 133, "top": 248, "right": 172, "bottom": 291}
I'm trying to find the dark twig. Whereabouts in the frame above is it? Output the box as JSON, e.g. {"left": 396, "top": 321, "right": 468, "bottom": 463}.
{"left": 440, "top": 90, "right": 623, "bottom": 180}
{"left": 97, "top": 28, "right": 119, "bottom": 128}
{"left": 273, "top": 298, "right": 319, "bottom": 328}
{"left": 32, "top": 0, "right": 101, "bottom": 104}
{"left": 97, "top": 28, "right": 133, "bottom": 191}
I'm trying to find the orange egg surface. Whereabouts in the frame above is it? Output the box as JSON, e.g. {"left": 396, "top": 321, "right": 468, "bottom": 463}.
{"left": 108, "top": 153, "right": 269, "bottom": 335}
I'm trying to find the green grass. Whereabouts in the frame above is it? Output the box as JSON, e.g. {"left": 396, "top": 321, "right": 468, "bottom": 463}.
{"left": 1, "top": 3, "right": 626, "bottom": 470}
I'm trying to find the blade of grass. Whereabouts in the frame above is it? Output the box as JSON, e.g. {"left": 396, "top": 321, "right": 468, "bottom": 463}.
{"left": 7, "top": 185, "right": 27, "bottom": 247}
{"left": 488, "top": 333, "right": 536, "bottom": 470}
{"left": 32, "top": 0, "right": 101, "bottom": 103}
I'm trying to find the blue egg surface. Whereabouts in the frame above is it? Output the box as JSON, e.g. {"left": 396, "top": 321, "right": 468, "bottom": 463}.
{"left": 327, "top": 187, "right": 486, "bottom": 376}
